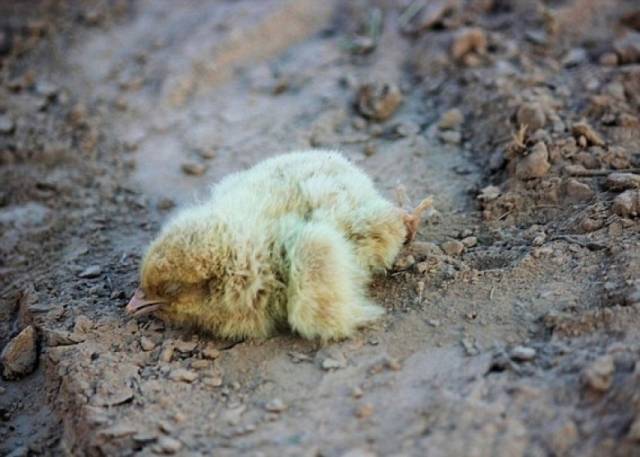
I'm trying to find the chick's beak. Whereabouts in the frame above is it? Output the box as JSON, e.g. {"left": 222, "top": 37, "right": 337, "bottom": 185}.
{"left": 126, "top": 288, "right": 167, "bottom": 316}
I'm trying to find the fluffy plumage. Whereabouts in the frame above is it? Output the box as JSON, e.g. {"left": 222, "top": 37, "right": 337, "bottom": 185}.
{"left": 127, "top": 150, "right": 430, "bottom": 340}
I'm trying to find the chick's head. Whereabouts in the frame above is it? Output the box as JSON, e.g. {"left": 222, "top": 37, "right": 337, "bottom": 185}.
{"left": 126, "top": 210, "right": 226, "bottom": 323}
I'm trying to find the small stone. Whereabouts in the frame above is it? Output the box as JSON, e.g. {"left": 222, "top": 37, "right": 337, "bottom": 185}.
{"left": 181, "top": 162, "right": 207, "bottom": 176}
{"left": 562, "top": 48, "right": 587, "bottom": 67}
{"left": 583, "top": 355, "right": 614, "bottom": 392}
{"left": 157, "top": 198, "right": 175, "bottom": 210}
{"left": 356, "top": 82, "right": 403, "bottom": 121}
{"left": 439, "top": 130, "right": 461, "bottom": 144}
{"left": 190, "top": 360, "right": 210, "bottom": 370}
{"left": 202, "top": 376, "right": 223, "bottom": 387}
{"left": 427, "top": 319, "right": 440, "bottom": 327}
{"left": 606, "top": 173, "right": 640, "bottom": 191}
{"left": 1, "top": 326, "right": 38, "bottom": 380}
{"left": 441, "top": 240, "right": 464, "bottom": 256}
{"left": 579, "top": 218, "right": 603, "bottom": 233}
{"left": 355, "top": 403, "right": 374, "bottom": 419}
{"left": 265, "top": 398, "right": 287, "bottom": 413}
{"left": 322, "top": 357, "right": 345, "bottom": 370}
{"left": 352, "top": 386, "right": 364, "bottom": 398}
{"left": 511, "top": 346, "right": 536, "bottom": 361}
{"left": 408, "top": 241, "right": 443, "bottom": 258}
{"left": 477, "top": 185, "right": 500, "bottom": 202}
{"left": 612, "top": 190, "right": 640, "bottom": 217}
{"left": 613, "top": 31, "right": 640, "bottom": 64}
{"left": 572, "top": 121, "right": 605, "bottom": 147}
{"left": 461, "top": 236, "right": 477, "bottom": 248}
{"left": 44, "top": 329, "right": 84, "bottom": 347}
{"left": 169, "top": 368, "right": 198, "bottom": 383}
{"left": 565, "top": 179, "right": 594, "bottom": 202}
{"left": 363, "top": 143, "right": 376, "bottom": 157}
{"left": 550, "top": 420, "right": 579, "bottom": 455}
{"left": 156, "top": 436, "right": 182, "bottom": 454}
{"left": 516, "top": 142, "right": 550, "bottom": 179}
{"left": 74, "top": 315, "right": 93, "bottom": 333}
{"left": 516, "top": 103, "right": 546, "bottom": 131}
{"left": 599, "top": 52, "right": 619, "bottom": 66}
{"left": 79, "top": 265, "right": 102, "bottom": 278}
{"left": 140, "top": 336, "right": 156, "bottom": 351}
{"left": 0, "top": 114, "right": 15, "bottom": 134}
{"left": 438, "top": 108, "right": 464, "bottom": 130}
{"left": 394, "top": 254, "right": 415, "bottom": 270}
{"left": 451, "top": 27, "right": 487, "bottom": 60}
{"left": 159, "top": 343, "right": 174, "bottom": 363}
{"left": 197, "top": 147, "right": 216, "bottom": 160}
{"left": 201, "top": 347, "right": 221, "bottom": 359}
{"left": 173, "top": 340, "right": 197, "bottom": 353}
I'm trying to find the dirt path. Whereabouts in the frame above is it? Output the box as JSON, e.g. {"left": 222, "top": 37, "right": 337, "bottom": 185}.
{"left": 1, "top": 1, "right": 640, "bottom": 456}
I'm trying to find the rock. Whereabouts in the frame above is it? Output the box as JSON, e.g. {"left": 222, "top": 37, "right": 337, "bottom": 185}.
{"left": 159, "top": 343, "right": 174, "bottom": 363}
{"left": 562, "top": 48, "right": 587, "bottom": 67}
{"left": 74, "top": 315, "right": 93, "bottom": 333}
{"left": 441, "top": 240, "right": 464, "bottom": 256}
{"left": 583, "top": 355, "right": 614, "bottom": 392}
{"left": 409, "top": 241, "right": 443, "bottom": 259}
{"left": 140, "top": 336, "right": 156, "bottom": 351}
{"left": 181, "top": 162, "right": 207, "bottom": 176}
{"left": 572, "top": 121, "right": 605, "bottom": 147}
{"left": 44, "top": 329, "right": 84, "bottom": 347}
{"left": 1, "top": 326, "right": 38, "bottom": 380}
{"left": 265, "top": 398, "right": 287, "bottom": 413}
{"left": 438, "top": 108, "right": 464, "bottom": 130}
{"left": 79, "top": 265, "right": 102, "bottom": 278}
{"left": 612, "top": 190, "right": 640, "bottom": 217}
{"left": 516, "top": 103, "right": 546, "bottom": 131}
{"left": 516, "top": 142, "right": 550, "bottom": 179}
{"left": 624, "top": 282, "right": 640, "bottom": 306}
{"left": 201, "top": 347, "right": 221, "bottom": 359}
{"left": 461, "top": 236, "right": 477, "bottom": 248}
{"left": 439, "top": 130, "right": 462, "bottom": 144}
{"left": 157, "top": 198, "right": 175, "bottom": 210}
{"left": 511, "top": 346, "right": 536, "bottom": 361}
{"left": 614, "top": 31, "right": 640, "bottom": 64}
{"left": 606, "top": 173, "right": 640, "bottom": 191}
{"left": 550, "top": 420, "right": 579, "bottom": 455}
{"left": 156, "top": 436, "right": 182, "bottom": 454}
{"left": 565, "top": 179, "right": 594, "bottom": 202}
{"left": 477, "top": 185, "right": 501, "bottom": 202}
{"left": 169, "top": 368, "right": 198, "bottom": 383}
{"left": 579, "top": 217, "right": 603, "bottom": 233}
{"left": 394, "top": 254, "right": 415, "bottom": 270}
{"left": 599, "top": 52, "right": 619, "bottom": 66}
{"left": 355, "top": 403, "right": 374, "bottom": 419}
{"left": 451, "top": 27, "right": 487, "bottom": 60}
{"left": 202, "top": 376, "right": 223, "bottom": 387}
{"left": 321, "top": 356, "right": 346, "bottom": 370}
{"left": 173, "top": 339, "right": 197, "bottom": 353}
{"left": 356, "top": 82, "right": 403, "bottom": 121}
{"left": 0, "top": 114, "right": 15, "bottom": 134}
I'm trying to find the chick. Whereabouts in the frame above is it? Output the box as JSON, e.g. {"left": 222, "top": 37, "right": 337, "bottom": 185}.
{"left": 126, "top": 150, "right": 431, "bottom": 340}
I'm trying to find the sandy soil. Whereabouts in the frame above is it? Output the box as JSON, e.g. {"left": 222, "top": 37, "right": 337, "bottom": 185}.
{"left": 1, "top": 0, "right": 640, "bottom": 456}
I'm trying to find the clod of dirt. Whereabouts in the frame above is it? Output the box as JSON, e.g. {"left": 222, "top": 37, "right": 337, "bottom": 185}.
{"left": 44, "top": 329, "right": 84, "bottom": 347}
{"left": 181, "top": 162, "right": 207, "bottom": 176}
{"left": 579, "top": 217, "right": 603, "bottom": 233}
{"left": 565, "top": 178, "right": 594, "bottom": 202}
{"left": 477, "top": 185, "right": 501, "bottom": 202}
{"left": 439, "top": 130, "right": 462, "bottom": 144}
{"left": 78, "top": 265, "right": 102, "bottom": 278}
{"left": 356, "top": 82, "right": 403, "bottom": 121}
{"left": 582, "top": 355, "right": 614, "bottom": 392}
{"left": 612, "top": 190, "right": 640, "bottom": 217}
{"left": 173, "top": 339, "right": 197, "bottom": 353}
{"left": 562, "top": 47, "right": 587, "bottom": 67}
{"left": 606, "top": 173, "right": 640, "bottom": 191}
{"left": 265, "top": 398, "right": 287, "bottom": 413}
{"left": 516, "top": 142, "right": 550, "bottom": 179}
{"left": 169, "top": 368, "right": 198, "bottom": 383}
{"left": 461, "top": 236, "right": 477, "bottom": 248}
{"left": 157, "top": 197, "right": 176, "bottom": 210}
{"left": 394, "top": 254, "right": 415, "bottom": 270}
{"left": 451, "top": 27, "right": 487, "bottom": 60}
{"left": 355, "top": 403, "right": 374, "bottom": 419}
{"left": 0, "top": 114, "right": 15, "bottom": 134}
{"left": 140, "top": 336, "right": 156, "bottom": 351}
{"left": 201, "top": 347, "right": 221, "bottom": 360}
{"left": 154, "top": 436, "right": 182, "bottom": 454}
{"left": 1, "top": 325, "right": 38, "bottom": 380}
{"left": 408, "top": 241, "right": 443, "bottom": 259}
{"left": 438, "top": 108, "right": 464, "bottom": 130}
{"left": 572, "top": 121, "right": 605, "bottom": 147}
{"left": 511, "top": 346, "right": 536, "bottom": 362}
{"left": 441, "top": 239, "right": 464, "bottom": 256}
{"left": 550, "top": 420, "right": 579, "bottom": 455}
{"left": 516, "top": 103, "right": 546, "bottom": 131}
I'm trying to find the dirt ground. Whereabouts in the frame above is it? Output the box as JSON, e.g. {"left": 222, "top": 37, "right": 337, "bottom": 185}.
{"left": 1, "top": 0, "right": 640, "bottom": 455}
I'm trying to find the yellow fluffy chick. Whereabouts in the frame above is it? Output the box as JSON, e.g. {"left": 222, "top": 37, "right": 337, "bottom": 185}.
{"left": 126, "top": 150, "right": 431, "bottom": 340}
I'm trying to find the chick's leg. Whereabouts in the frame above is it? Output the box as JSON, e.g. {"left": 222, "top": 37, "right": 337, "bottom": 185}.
{"left": 286, "top": 222, "right": 383, "bottom": 340}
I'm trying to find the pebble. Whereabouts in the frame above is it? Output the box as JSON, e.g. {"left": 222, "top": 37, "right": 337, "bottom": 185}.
{"left": 181, "top": 162, "right": 207, "bottom": 176}
{"left": 461, "top": 236, "right": 477, "bottom": 248}
{"left": 352, "top": 386, "right": 364, "bottom": 398}
{"left": 173, "top": 339, "right": 197, "bottom": 353}
{"left": 439, "top": 130, "right": 462, "bottom": 144}
{"left": 477, "top": 185, "right": 500, "bottom": 202}
{"left": 159, "top": 344, "right": 174, "bottom": 363}
{"left": 156, "top": 436, "right": 182, "bottom": 454}
{"left": 190, "top": 360, "right": 210, "bottom": 370}
{"left": 356, "top": 82, "right": 403, "bottom": 121}
{"left": 562, "top": 47, "right": 587, "bottom": 66}
{"left": 140, "top": 336, "right": 156, "bottom": 351}
{"left": 157, "top": 198, "right": 175, "bottom": 211}
{"left": 438, "top": 108, "right": 464, "bottom": 130}
{"left": 441, "top": 240, "right": 464, "bottom": 256}
{"left": 565, "top": 178, "right": 594, "bottom": 202}
{"left": 79, "top": 265, "right": 102, "bottom": 278}
{"left": 354, "top": 403, "right": 375, "bottom": 420}
{"left": 202, "top": 376, "right": 223, "bottom": 387}
{"left": 583, "top": 355, "right": 614, "bottom": 392}
{"left": 1, "top": 326, "right": 38, "bottom": 380}
{"left": 408, "top": 241, "right": 443, "bottom": 258}
{"left": 169, "top": 368, "right": 198, "bottom": 383}
{"left": 0, "top": 114, "right": 15, "bottom": 134}
{"left": 606, "top": 173, "right": 640, "bottom": 191}
{"left": 612, "top": 190, "right": 640, "bottom": 217}
{"left": 550, "top": 420, "right": 579, "bottom": 455}
{"left": 451, "top": 27, "right": 487, "bottom": 60}
{"left": 511, "top": 346, "right": 536, "bottom": 362}
{"left": 265, "top": 398, "right": 287, "bottom": 413}
{"left": 321, "top": 357, "right": 346, "bottom": 370}
{"left": 572, "top": 121, "right": 605, "bottom": 147}
{"left": 516, "top": 102, "right": 546, "bottom": 131}
{"left": 394, "top": 254, "right": 415, "bottom": 270}
{"left": 579, "top": 217, "right": 603, "bottom": 233}
{"left": 516, "top": 142, "right": 550, "bottom": 179}
{"left": 201, "top": 347, "right": 221, "bottom": 359}
{"left": 599, "top": 52, "right": 619, "bottom": 66}
{"left": 613, "top": 30, "right": 640, "bottom": 64}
